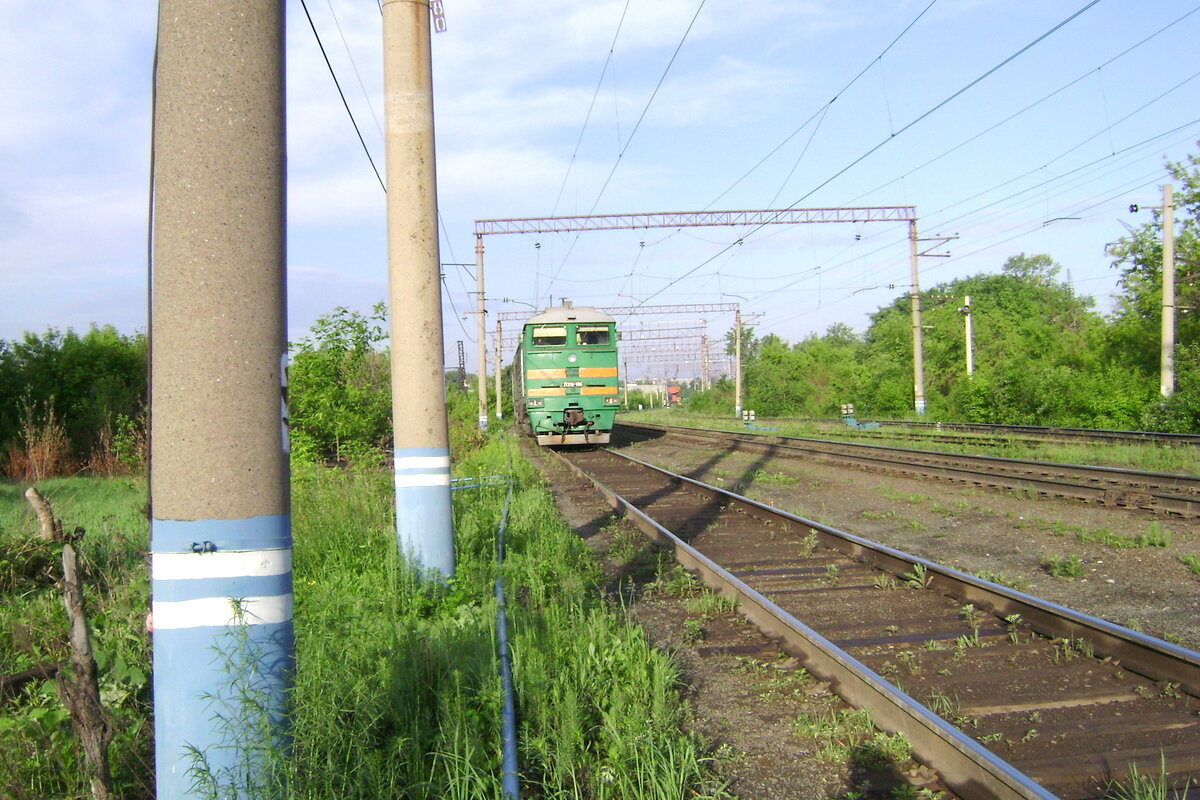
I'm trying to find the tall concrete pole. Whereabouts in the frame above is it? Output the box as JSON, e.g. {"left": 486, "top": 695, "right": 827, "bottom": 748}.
{"left": 908, "top": 220, "right": 927, "bottom": 415}
{"left": 475, "top": 234, "right": 488, "bottom": 429}
{"left": 963, "top": 296, "right": 974, "bottom": 377}
{"left": 383, "top": 0, "right": 454, "bottom": 577}
{"left": 734, "top": 306, "right": 743, "bottom": 418}
{"left": 1161, "top": 183, "right": 1176, "bottom": 399}
{"left": 150, "top": 3, "right": 292, "bottom": 798}
{"left": 494, "top": 319, "right": 503, "bottom": 419}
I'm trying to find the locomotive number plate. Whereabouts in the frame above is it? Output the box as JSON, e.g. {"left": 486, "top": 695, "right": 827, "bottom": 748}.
{"left": 561, "top": 380, "right": 584, "bottom": 388}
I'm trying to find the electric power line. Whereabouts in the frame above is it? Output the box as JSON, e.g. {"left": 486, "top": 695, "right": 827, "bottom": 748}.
{"left": 542, "top": 0, "right": 709, "bottom": 306}
{"left": 299, "top": 0, "right": 385, "bottom": 193}
{"left": 550, "top": 0, "right": 633, "bottom": 217}
{"left": 635, "top": 1, "right": 1106, "bottom": 313}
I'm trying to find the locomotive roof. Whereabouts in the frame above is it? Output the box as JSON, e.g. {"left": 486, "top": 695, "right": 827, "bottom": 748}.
{"left": 524, "top": 303, "right": 615, "bottom": 326}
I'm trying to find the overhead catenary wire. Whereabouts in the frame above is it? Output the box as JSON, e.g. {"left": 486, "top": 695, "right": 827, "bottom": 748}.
{"left": 666, "top": 109, "right": 1200, "bottom": 327}
{"left": 841, "top": 3, "right": 1200, "bottom": 210}
{"left": 777, "top": 0, "right": 1105, "bottom": 216}
{"left": 706, "top": 0, "right": 940, "bottom": 211}
{"left": 541, "top": 0, "right": 708, "bottom": 306}
{"left": 764, "top": 157, "right": 1184, "bottom": 328}
{"left": 549, "top": 0, "right": 633, "bottom": 218}
{"left": 324, "top": 0, "right": 385, "bottom": 142}
{"left": 299, "top": 0, "right": 385, "bottom": 193}
{"left": 647, "top": 5, "right": 1199, "bottom": 322}
{"left": 635, "top": 0, "right": 1110, "bottom": 311}
{"left": 441, "top": 273, "right": 475, "bottom": 343}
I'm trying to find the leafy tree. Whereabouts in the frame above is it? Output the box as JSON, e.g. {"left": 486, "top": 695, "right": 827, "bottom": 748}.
{"left": 1001, "top": 252, "right": 1061, "bottom": 284}
{"left": 743, "top": 334, "right": 805, "bottom": 415}
{"left": 0, "top": 325, "right": 146, "bottom": 469}
{"left": 738, "top": 325, "right": 864, "bottom": 417}
{"left": 723, "top": 323, "right": 760, "bottom": 362}
{"left": 682, "top": 377, "right": 734, "bottom": 415}
{"left": 287, "top": 304, "right": 392, "bottom": 464}
{"left": 1106, "top": 151, "right": 1200, "bottom": 429}
{"left": 857, "top": 255, "right": 1140, "bottom": 426}
{"left": 1141, "top": 343, "right": 1200, "bottom": 432}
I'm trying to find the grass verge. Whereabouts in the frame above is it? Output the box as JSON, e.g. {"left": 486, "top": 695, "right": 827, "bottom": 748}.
{"left": 288, "top": 435, "right": 729, "bottom": 799}
{"left": 2, "top": 432, "right": 727, "bottom": 799}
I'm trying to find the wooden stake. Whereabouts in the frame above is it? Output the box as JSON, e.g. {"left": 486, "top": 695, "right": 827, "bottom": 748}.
{"left": 24, "top": 488, "right": 113, "bottom": 800}
{"left": 24, "top": 486, "right": 63, "bottom": 542}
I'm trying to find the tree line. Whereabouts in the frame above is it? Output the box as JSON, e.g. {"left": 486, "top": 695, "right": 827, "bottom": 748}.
{"left": 4, "top": 154, "right": 1198, "bottom": 476}
{"left": 696, "top": 152, "right": 1200, "bottom": 432}
{"left": 0, "top": 326, "right": 146, "bottom": 479}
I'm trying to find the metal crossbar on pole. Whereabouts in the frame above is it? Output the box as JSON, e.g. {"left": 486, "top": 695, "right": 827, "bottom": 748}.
{"left": 477, "top": 206, "right": 924, "bottom": 416}
{"left": 475, "top": 207, "right": 916, "bottom": 235}
{"left": 497, "top": 302, "right": 739, "bottom": 321}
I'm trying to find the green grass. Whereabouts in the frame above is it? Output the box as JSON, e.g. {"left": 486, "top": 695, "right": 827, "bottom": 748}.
{"left": 793, "top": 706, "right": 912, "bottom": 772}
{"left": 747, "top": 468, "right": 797, "bottom": 485}
{"left": 971, "top": 569, "right": 1029, "bottom": 592}
{"left": 3, "top": 433, "right": 731, "bottom": 800}
{"left": 1074, "top": 523, "right": 1172, "bottom": 550}
{"left": 684, "top": 590, "right": 738, "bottom": 618}
{"left": 287, "top": 436, "right": 731, "bottom": 799}
{"left": 1178, "top": 553, "right": 1200, "bottom": 577}
{"left": 0, "top": 475, "right": 151, "bottom": 799}
{"left": 1105, "top": 755, "right": 1192, "bottom": 800}
{"left": 622, "top": 409, "right": 1200, "bottom": 475}
{"left": 1043, "top": 553, "right": 1084, "bottom": 579}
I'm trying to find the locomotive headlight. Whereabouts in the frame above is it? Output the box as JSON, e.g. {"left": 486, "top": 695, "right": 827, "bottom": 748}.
{"left": 567, "top": 353, "right": 578, "bottom": 363}
{"left": 603, "top": 397, "right": 620, "bottom": 405}
{"left": 527, "top": 398, "right": 544, "bottom": 408}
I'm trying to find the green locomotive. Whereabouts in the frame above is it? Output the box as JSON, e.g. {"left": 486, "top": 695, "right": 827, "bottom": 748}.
{"left": 513, "top": 302, "right": 619, "bottom": 445}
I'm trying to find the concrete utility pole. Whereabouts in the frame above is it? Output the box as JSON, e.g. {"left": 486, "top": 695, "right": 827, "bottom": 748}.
{"left": 961, "top": 296, "right": 974, "bottom": 377}
{"left": 475, "top": 234, "right": 488, "bottom": 429}
{"left": 383, "top": 0, "right": 454, "bottom": 577}
{"left": 1161, "top": 183, "right": 1176, "bottom": 398}
{"left": 908, "top": 220, "right": 926, "bottom": 415}
{"left": 495, "top": 319, "right": 504, "bottom": 419}
{"left": 150, "top": 3, "right": 292, "bottom": 798}
{"left": 734, "top": 306, "right": 743, "bottom": 418}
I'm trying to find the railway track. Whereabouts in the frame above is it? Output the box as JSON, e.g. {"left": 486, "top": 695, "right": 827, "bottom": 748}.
{"left": 785, "top": 417, "right": 1200, "bottom": 448}
{"left": 618, "top": 421, "right": 1200, "bottom": 517}
{"left": 548, "top": 444, "right": 1200, "bottom": 800}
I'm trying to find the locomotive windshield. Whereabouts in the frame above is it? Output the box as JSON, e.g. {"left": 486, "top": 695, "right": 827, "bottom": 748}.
{"left": 575, "top": 325, "right": 611, "bottom": 346}
{"left": 531, "top": 325, "right": 567, "bottom": 346}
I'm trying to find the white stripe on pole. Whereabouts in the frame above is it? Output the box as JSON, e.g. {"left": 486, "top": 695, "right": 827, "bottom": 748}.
{"left": 395, "top": 456, "right": 451, "bottom": 469}
{"left": 395, "top": 473, "right": 452, "bottom": 487}
{"left": 152, "top": 550, "right": 292, "bottom": 581}
{"left": 153, "top": 594, "right": 294, "bottom": 629}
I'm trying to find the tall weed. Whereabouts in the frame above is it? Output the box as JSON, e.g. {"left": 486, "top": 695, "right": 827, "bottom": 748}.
{"left": 4, "top": 398, "right": 72, "bottom": 481}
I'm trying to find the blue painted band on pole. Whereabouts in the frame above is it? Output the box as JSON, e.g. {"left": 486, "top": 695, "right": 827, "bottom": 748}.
{"left": 151, "top": 516, "right": 293, "bottom": 800}
{"left": 152, "top": 514, "right": 291, "bottom": 553}
{"left": 394, "top": 447, "right": 454, "bottom": 575}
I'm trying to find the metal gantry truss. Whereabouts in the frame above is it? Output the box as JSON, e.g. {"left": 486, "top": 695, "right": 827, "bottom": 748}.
{"left": 476, "top": 205, "right": 934, "bottom": 417}
{"left": 492, "top": 304, "right": 733, "bottom": 387}
{"left": 475, "top": 207, "right": 916, "bottom": 235}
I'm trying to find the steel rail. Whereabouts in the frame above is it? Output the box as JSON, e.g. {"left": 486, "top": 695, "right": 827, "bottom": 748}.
{"left": 548, "top": 447, "right": 1056, "bottom": 800}
{"left": 870, "top": 419, "right": 1200, "bottom": 447}
{"left": 778, "top": 417, "right": 1200, "bottom": 447}
{"left": 619, "top": 421, "right": 1200, "bottom": 516}
{"left": 548, "top": 445, "right": 1200, "bottom": 797}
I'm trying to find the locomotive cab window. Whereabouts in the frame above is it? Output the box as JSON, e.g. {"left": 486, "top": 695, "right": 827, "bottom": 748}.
{"left": 531, "top": 325, "right": 567, "bottom": 346}
{"left": 575, "top": 325, "right": 610, "bottom": 346}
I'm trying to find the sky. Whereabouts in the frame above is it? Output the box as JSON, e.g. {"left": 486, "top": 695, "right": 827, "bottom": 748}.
{"left": 4, "top": 0, "right": 1199, "bottom": 380}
